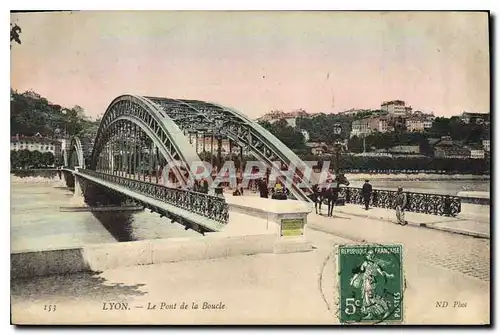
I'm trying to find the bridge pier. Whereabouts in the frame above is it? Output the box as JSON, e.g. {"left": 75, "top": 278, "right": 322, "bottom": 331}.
{"left": 61, "top": 170, "right": 75, "bottom": 188}
{"left": 54, "top": 169, "right": 67, "bottom": 188}
{"left": 70, "top": 174, "right": 86, "bottom": 207}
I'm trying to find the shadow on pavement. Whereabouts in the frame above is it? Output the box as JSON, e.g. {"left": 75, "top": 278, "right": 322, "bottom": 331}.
{"left": 316, "top": 214, "right": 352, "bottom": 220}
{"left": 11, "top": 271, "right": 147, "bottom": 302}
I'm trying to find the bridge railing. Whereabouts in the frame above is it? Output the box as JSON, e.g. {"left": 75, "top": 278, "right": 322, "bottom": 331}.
{"left": 78, "top": 169, "right": 229, "bottom": 225}
{"left": 338, "top": 187, "right": 461, "bottom": 217}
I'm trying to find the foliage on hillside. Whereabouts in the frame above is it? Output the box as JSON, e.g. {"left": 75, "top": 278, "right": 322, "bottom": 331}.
{"left": 258, "top": 119, "right": 306, "bottom": 150}
{"left": 10, "top": 89, "right": 98, "bottom": 138}
{"left": 263, "top": 111, "right": 489, "bottom": 153}
{"left": 296, "top": 114, "right": 351, "bottom": 143}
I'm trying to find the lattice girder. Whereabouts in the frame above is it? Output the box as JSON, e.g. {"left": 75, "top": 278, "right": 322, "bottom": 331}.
{"left": 145, "top": 96, "right": 313, "bottom": 202}
{"left": 89, "top": 95, "right": 201, "bottom": 184}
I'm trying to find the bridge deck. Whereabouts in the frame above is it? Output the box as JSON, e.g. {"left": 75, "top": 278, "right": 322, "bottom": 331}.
{"left": 73, "top": 170, "right": 225, "bottom": 232}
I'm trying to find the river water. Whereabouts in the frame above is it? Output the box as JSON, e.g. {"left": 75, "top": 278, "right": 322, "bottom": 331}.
{"left": 347, "top": 179, "right": 490, "bottom": 195}
{"left": 10, "top": 176, "right": 489, "bottom": 252}
{"left": 10, "top": 181, "right": 200, "bottom": 253}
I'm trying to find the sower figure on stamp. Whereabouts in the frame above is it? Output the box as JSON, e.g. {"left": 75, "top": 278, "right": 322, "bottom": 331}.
{"left": 362, "top": 179, "right": 372, "bottom": 210}
{"left": 349, "top": 249, "right": 395, "bottom": 320}
{"left": 394, "top": 187, "right": 408, "bottom": 225}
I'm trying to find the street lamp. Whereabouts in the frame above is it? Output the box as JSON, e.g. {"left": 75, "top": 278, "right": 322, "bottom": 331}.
{"left": 333, "top": 123, "right": 342, "bottom": 135}
{"left": 333, "top": 123, "right": 342, "bottom": 174}
{"left": 213, "top": 119, "right": 227, "bottom": 173}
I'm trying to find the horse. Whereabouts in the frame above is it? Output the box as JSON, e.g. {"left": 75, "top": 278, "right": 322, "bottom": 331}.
{"left": 315, "top": 174, "right": 350, "bottom": 216}
{"left": 311, "top": 184, "right": 322, "bottom": 214}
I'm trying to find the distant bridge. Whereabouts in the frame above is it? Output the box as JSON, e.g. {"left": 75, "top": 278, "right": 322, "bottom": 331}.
{"left": 61, "top": 95, "right": 314, "bottom": 233}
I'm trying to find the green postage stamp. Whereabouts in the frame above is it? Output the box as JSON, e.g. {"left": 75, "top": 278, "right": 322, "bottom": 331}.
{"left": 337, "top": 244, "right": 404, "bottom": 324}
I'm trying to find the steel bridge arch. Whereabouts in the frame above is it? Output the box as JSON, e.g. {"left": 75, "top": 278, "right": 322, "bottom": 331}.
{"left": 89, "top": 95, "right": 201, "bottom": 184}
{"left": 67, "top": 136, "right": 85, "bottom": 168}
{"left": 61, "top": 147, "right": 68, "bottom": 167}
{"left": 144, "top": 97, "right": 314, "bottom": 202}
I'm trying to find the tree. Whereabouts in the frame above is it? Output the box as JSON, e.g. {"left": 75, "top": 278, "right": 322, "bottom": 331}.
{"left": 54, "top": 154, "right": 64, "bottom": 167}
{"left": 10, "top": 89, "right": 96, "bottom": 137}
{"left": 10, "top": 23, "right": 21, "bottom": 47}
{"left": 296, "top": 114, "right": 352, "bottom": 143}
{"left": 42, "top": 152, "right": 55, "bottom": 167}
{"left": 17, "top": 149, "right": 31, "bottom": 169}
{"left": 258, "top": 120, "right": 274, "bottom": 132}
{"left": 72, "top": 105, "right": 88, "bottom": 120}
{"left": 10, "top": 150, "right": 20, "bottom": 169}
{"left": 30, "top": 151, "right": 44, "bottom": 168}
{"left": 258, "top": 119, "right": 305, "bottom": 150}
{"left": 347, "top": 136, "right": 363, "bottom": 153}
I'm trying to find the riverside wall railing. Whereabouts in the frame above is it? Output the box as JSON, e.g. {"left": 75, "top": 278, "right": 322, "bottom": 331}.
{"left": 78, "top": 169, "right": 229, "bottom": 225}
{"left": 338, "top": 187, "right": 461, "bottom": 217}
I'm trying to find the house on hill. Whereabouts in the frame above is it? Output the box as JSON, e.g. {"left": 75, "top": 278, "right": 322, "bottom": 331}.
{"left": 460, "top": 112, "right": 490, "bottom": 125}
{"left": 464, "top": 144, "right": 485, "bottom": 159}
{"left": 431, "top": 136, "right": 470, "bottom": 159}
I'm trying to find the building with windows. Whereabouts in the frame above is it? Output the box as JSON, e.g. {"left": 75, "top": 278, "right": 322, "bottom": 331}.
{"left": 460, "top": 112, "right": 490, "bottom": 125}
{"left": 350, "top": 118, "right": 371, "bottom": 138}
{"left": 422, "top": 119, "right": 433, "bottom": 129}
{"left": 376, "top": 116, "right": 392, "bottom": 133}
{"left": 11, "top": 135, "right": 62, "bottom": 160}
{"left": 482, "top": 139, "right": 490, "bottom": 152}
{"left": 350, "top": 116, "right": 392, "bottom": 138}
{"left": 405, "top": 117, "right": 434, "bottom": 132}
{"left": 339, "top": 108, "right": 371, "bottom": 117}
{"left": 388, "top": 145, "right": 421, "bottom": 154}
{"left": 380, "top": 100, "right": 412, "bottom": 116}
{"left": 299, "top": 129, "right": 310, "bottom": 142}
{"left": 257, "top": 109, "right": 312, "bottom": 128}
{"left": 192, "top": 136, "right": 234, "bottom": 155}
{"left": 405, "top": 118, "right": 425, "bottom": 132}
{"left": 434, "top": 145, "right": 471, "bottom": 159}
{"left": 306, "top": 142, "right": 327, "bottom": 156}
{"left": 469, "top": 148, "right": 485, "bottom": 159}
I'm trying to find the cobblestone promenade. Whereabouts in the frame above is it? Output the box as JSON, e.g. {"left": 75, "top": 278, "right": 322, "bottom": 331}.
{"left": 308, "top": 208, "right": 490, "bottom": 282}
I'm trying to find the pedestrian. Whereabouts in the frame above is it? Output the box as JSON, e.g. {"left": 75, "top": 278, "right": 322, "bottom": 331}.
{"left": 326, "top": 180, "right": 340, "bottom": 217}
{"left": 394, "top": 187, "right": 408, "bottom": 225}
{"left": 202, "top": 179, "right": 209, "bottom": 194}
{"left": 272, "top": 182, "right": 287, "bottom": 200}
{"left": 362, "top": 179, "right": 372, "bottom": 210}
{"left": 258, "top": 178, "right": 268, "bottom": 198}
{"left": 193, "top": 180, "right": 200, "bottom": 193}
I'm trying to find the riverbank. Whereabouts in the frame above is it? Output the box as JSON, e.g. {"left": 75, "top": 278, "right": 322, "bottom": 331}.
{"left": 11, "top": 171, "right": 490, "bottom": 183}
{"left": 343, "top": 173, "right": 490, "bottom": 181}
{"left": 11, "top": 175, "right": 61, "bottom": 184}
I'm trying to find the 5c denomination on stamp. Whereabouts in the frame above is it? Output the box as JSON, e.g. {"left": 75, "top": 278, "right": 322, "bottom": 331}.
{"left": 337, "top": 243, "right": 404, "bottom": 324}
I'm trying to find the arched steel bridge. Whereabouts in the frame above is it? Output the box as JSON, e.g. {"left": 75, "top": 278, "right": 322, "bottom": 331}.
{"left": 63, "top": 95, "right": 314, "bottom": 233}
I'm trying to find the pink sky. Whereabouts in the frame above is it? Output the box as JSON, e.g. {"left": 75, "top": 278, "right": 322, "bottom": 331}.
{"left": 10, "top": 11, "right": 490, "bottom": 119}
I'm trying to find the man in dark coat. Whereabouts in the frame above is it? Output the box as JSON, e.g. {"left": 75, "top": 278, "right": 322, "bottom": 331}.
{"left": 258, "top": 178, "right": 269, "bottom": 198}
{"left": 362, "top": 179, "right": 372, "bottom": 210}
{"left": 202, "top": 179, "right": 209, "bottom": 194}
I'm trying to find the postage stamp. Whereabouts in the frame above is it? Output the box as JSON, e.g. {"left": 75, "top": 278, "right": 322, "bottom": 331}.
{"left": 337, "top": 243, "right": 404, "bottom": 324}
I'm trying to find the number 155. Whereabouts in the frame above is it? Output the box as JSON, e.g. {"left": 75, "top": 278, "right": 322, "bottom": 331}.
{"left": 44, "top": 304, "right": 56, "bottom": 312}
